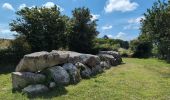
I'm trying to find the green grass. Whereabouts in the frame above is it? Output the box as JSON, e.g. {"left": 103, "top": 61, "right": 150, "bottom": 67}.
{"left": 0, "top": 58, "right": 170, "bottom": 100}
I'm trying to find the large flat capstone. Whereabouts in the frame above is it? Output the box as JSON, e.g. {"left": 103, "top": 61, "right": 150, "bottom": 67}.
{"left": 15, "top": 51, "right": 69, "bottom": 72}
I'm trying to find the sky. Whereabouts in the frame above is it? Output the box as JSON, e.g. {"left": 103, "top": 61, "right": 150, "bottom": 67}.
{"left": 0, "top": 0, "right": 158, "bottom": 41}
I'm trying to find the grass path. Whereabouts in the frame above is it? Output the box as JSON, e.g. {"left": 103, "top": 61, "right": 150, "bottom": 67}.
{"left": 0, "top": 58, "right": 170, "bottom": 100}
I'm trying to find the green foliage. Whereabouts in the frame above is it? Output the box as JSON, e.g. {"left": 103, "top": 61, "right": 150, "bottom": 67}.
{"left": 68, "top": 7, "right": 98, "bottom": 53}
{"left": 118, "top": 48, "right": 132, "bottom": 57}
{"left": 130, "top": 39, "right": 152, "bottom": 58}
{"left": 102, "top": 35, "right": 109, "bottom": 39}
{"left": 10, "top": 36, "right": 31, "bottom": 58}
{"left": 93, "top": 38, "right": 129, "bottom": 54}
{"left": 0, "top": 37, "right": 31, "bottom": 64}
{"left": 140, "top": 0, "right": 170, "bottom": 61}
{"left": 10, "top": 6, "right": 69, "bottom": 52}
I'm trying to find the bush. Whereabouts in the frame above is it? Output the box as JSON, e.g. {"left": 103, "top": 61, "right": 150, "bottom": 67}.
{"left": 118, "top": 48, "right": 132, "bottom": 57}
{"left": 0, "top": 36, "right": 31, "bottom": 64}
{"left": 130, "top": 39, "right": 152, "bottom": 58}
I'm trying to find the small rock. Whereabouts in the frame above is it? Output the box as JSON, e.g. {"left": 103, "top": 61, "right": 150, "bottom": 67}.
{"left": 98, "top": 54, "right": 117, "bottom": 66}
{"left": 12, "top": 72, "right": 46, "bottom": 90}
{"left": 46, "top": 66, "right": 70, "bottom": 85}
{"left": 100, "top": 61, "right": 111, "bottom": 69}
{"left": 76, "top": 62, "right": 92, "bottom": 79}
{"left": 22, "top": 84, "right": 49, "bottom": 94}
{"left": 62, "top": 63, "right": 81, "bottom": 84}
{"left": 49, "top": 82, "right": 56, "bottom": 89}
{"left": 91, "top": 65, "right": 103, "bottom": 76}
{"left": 99, "top": 51, "right": 122, "bottom": 64}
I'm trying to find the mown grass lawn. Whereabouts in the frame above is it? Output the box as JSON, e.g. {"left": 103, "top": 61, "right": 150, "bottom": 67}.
{"left": 0, "top": 58, "right": 170, "bottom": 100}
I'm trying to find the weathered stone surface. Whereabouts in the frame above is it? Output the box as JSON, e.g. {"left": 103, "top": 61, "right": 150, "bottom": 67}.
{"left": 49, "top": 82, "right": 56, "bottom": 89}
{"left": 47, "top": 66, "right": 70, "bottom": 85}
{"left": 75, "top": 62, "right": 92, "bottom": 79}
{"left": 67, "top": 51, "right": 100, "bottom": 67}
{"left": 100, "top": 61, "right": 111, "bottom": 69}
{"left": 98, "top": 54, "right": 117, "bottom": 66}
{"left": 12, "top": 72, "right": 46, "bottom": 90}
{"left": 22, "top": 84, "right": 49, "bottom": 94}
{"left": 11, "top": 50, "right": 123, "bottom": 94}
{"left": 91, "top": 65, "right": 103, "bottom": 75}
{"left": 16, "top": 51, "right": 69, "bottom": 72}
{"left": 62, "top": 63, "right": 81, "bottom": 84}
{"left": 99, "top": 51, "right": 122, "bottom": 64}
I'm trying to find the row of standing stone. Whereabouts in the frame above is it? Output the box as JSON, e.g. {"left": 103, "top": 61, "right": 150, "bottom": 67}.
{"left": 12, "top": 51, "right": 122, "bottom": 94}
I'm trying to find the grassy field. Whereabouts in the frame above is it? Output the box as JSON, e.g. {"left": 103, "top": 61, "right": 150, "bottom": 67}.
{"left": 0, "top": 58, "right": 170, "bottom": 100}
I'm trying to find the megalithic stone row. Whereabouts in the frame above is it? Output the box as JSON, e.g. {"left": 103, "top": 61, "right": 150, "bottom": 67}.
{"left": 12, "top": 50, "right": 122, "bottom": 94}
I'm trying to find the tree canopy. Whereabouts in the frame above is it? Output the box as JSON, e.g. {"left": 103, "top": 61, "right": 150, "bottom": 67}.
{"left": 68, "top": 7, "right": 99, "bottom": 53}
{"left": 10, "top": 6, "right": 69, "bottom": 52}
{"left": 139, "top": 0, "right": 170, "bottom": 61}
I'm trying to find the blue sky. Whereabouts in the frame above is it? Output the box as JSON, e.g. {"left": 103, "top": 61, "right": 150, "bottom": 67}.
{"left": 0, "top": 0, "right": 157, "bottom": 40}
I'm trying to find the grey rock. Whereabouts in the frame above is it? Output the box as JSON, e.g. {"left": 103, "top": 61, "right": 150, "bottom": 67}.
{"left": 47, "top": 66, "right": 70, "bottom": 85}
{"left": 75, "top": 62, "right": 92, "bottom": 78}
{"left": 16, "top": 51, "right": 69, "bottom": 72}
{"left": 98, "top": 54, "right": 117, "bottom": 66}
{"left": 100, "top": 61, "right": 111, "bottom": 69}
{"left": 62, "top": 63, "right": 81, "bottom": 84}
{"left": 49, "top": 82, "right": 56, "bottom": 89}
{"left": 91, "top": 65, "right": 103, "bottom": 75}
{"left": 68, "top": 51, "right": 100, "bottom": 67}
{"left": 12, "top": 72, "right": 46, "bottom": 90}
{"left": 99, "top": 51, "right": 122, "bottom": 64}
{"left": 22, "top": 84, "right": 49, "bottom": 94}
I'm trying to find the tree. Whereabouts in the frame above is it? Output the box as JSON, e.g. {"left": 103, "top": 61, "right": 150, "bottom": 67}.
{"left": 103, "top": 35, "right": 109, "bottom": 39}
{"left": 10, "top": 6, "right": 69, "bottom": 52}
{"left": 140, "top": 0, "right": 170, "bottom": 61}
{"left": 68, "top": 7, "right": 99, "bottom": 53}
{"left": 130, "top": 39, "right": 152, "bottom": 58}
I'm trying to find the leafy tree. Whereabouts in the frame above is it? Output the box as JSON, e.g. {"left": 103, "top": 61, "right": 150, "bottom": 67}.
{"left": 10, "top": 6, "right": 69, "bottom": 52}
{"left": 130, "top": 39, "right": 152, "bottom": 58}
{"left": 103, "top": 35, "right": 109, "bottom": 39}
{"left": 68, "top": 7, "right": 99, "bottom": 53}
{"left": 140, "top": 0, "right": 170, "bottom": 61}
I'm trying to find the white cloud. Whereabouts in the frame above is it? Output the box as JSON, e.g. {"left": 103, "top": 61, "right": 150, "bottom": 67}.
{"left": 0, "top": 29, "right": 16, "bottom": 39}
{"left": 124, "top": 16, "right": 145, "bottom": 30}
{"left": 0, "top": 24, "right": 17, "bottom": 39}
{"left": 123, "top": 24, "right": 139, "bottom": 30}
{"left": 104, "top": 0, "right": 138, "bottom": 13}
{"left": 114, "top": 32, "right": 126, "bottom": 39}
{"left": 102, "top": 25, "right": 113, "bottom": 30}
{"left": 107, "top": 34, "right": 113, "bottom": 38}
{"left": 128, "top": 16, "right": 145, "bottom": 24}
{"left": 91, "top": 14, "right": 100, "bottom": 21}
{"left": 43, "top": 2, "right": 64, "bottom": 11}
{"left": 29, "top": 5, "right": 36, "bottom": 9}
{"left": 43, "top": 2, "right": 55, "bottom": 8}
{"left": 18, "top": 4, "right": 26, "bottom": 10}
{"left": 2, "top": 3, "right": 15, "bottom": 11}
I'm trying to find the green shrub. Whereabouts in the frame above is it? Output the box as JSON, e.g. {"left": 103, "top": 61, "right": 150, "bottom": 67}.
{"left": 130, "top": 39, "right": 152, "bottom": 58}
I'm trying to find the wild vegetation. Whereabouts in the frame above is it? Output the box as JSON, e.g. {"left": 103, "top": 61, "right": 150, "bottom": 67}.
{"left": 0, "top": 0, "right": 170, "bottom": 99}
{"left": 131, "top": 0, "right": 170, "bottom": 62}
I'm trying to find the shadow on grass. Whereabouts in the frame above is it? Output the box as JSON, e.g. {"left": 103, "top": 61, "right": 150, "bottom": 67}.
{"left": 26, "top": 86, "right": 68, "bottom": 99}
